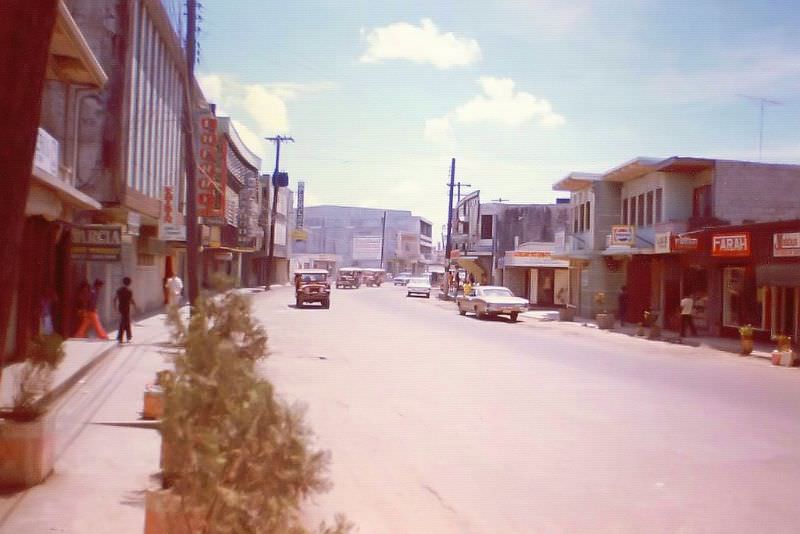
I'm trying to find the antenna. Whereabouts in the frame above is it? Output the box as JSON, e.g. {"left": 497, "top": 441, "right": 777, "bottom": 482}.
{"left": 738, "top": 94, "right": 783, "bottom": 162}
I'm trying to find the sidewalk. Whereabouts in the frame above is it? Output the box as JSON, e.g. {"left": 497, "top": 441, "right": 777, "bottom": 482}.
{"left": 0, "top": 309, "right": 185, "bottom": 533}
{"left": 520, "top": 310, "right": 776, "bottom": 360}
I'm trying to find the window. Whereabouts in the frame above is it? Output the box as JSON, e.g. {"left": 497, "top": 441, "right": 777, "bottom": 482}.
{"left": 629, "top": 196, "right": 637, "bottom": 226}
{"left": 646, "top": 191, "right": 654, "bottom": 226}
{"left": 573, "top": 206, "right": 579, "bottom": 233}
{"left": 622, "top": 198, "right": 628, "bottom": 225}
{"left": 480, "top": 215, "right": 493, "bottom": 239}
{"left": 637, "top": 194, "right": 645, "bottom": 226}
{"left": 693, "top": 185, "right": 712, "bottom": 218}
{"left": 655, "top": 188, "right": 663, "bottom": 223}
{"left": 585, "top": 201, "right": 591, "bottom": 231}
{"left": 579, "top": 202, "right": 585, "bottom": 232}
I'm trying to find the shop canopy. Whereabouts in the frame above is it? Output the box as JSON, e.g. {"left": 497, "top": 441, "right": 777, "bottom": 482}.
{"left": 453, "top": 255, "right": 485, "bottom": 281}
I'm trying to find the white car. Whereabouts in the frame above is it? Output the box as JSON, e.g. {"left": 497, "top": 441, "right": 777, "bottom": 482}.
{"left": 406, "top": 277, "right": 432, "bottom": 298}
{"left": 393, "top": 272, "right": 412, "bottom": 286}
{"left": 457, "top": 286, "right": 528, "bottom": 322}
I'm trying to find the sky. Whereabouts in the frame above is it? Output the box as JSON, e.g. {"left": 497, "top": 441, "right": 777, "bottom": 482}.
{"left": 195, "top": 0, "right": 800, "bottom": 242}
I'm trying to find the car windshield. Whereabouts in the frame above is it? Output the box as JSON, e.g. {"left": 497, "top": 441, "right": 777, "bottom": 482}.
{"left": 409, "top": 278, "right": 428, "bottom": 285}
{"left": 480, "top": 288, "right": 514, "bottom": 297}
{"left": 300, "top": 274, "right": 326, "bottom": 282}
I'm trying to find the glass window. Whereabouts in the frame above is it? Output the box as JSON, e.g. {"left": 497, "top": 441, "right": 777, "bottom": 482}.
{"left": 630, "top": 196, "right": 637, "bottom": 227}
{"left": 585, "top": 201, "right": 591, "bottom": 231}
{"left": 480, "top": 215, "right": 493, "bottom": 239}
{"left": 655, "top": 188, "right": 663, "bottom": 223}
{"left": 573, "top": 206, "right": 578, "bottom": 233}
{"left": 579, "top": 202, "right": 585, "bottom": 232}
{"left": 646, "top": 191, "right": 654, "bottom": 226}
{"left": 723, "top": 267, "right": 764, "bottom": 328}
{"left": 637, "top": 194, "right": 645, "bottom": 226}
{"left": 622, "top": 198, "right": 628, "bottom": 225}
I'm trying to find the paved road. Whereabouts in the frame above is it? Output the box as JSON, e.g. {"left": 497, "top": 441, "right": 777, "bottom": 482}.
{"left": 253, "top": 284, "right": 800, "bottom": 533}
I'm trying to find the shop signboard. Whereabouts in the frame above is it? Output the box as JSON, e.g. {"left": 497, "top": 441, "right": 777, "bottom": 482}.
{"left": 611, "top": 225, "right": 635, "bottom": 246}
{"left": 774, "top": 232, "right": 800, "bottom": 257}
{"left": 292, "top": 228, "right": 308, "bottom": 241}
{"left": 655, "top": 232, "right": 671, "bottom": 253}
{"left": 673, "top": 236, "right": 699, "bottom": 251}
{"left": 353, "top": 236, "right": 383, "bottom": 260}
{"left": 71, "top": 225, "right": 122, "bottom": 262}
{"left": 196, "top": 114, "right": 227, "bottom": 219}
{"left": 33, "top": 127, "right": 59, "bottom": 179}
{"left": 712, "top": 232, "right": 750, "bottom": 257}
{"left": 296, "top": 181, "right": 305, "bottom": 229}
{"left": 505, "top": 250, "right": 569, "bottom": 268}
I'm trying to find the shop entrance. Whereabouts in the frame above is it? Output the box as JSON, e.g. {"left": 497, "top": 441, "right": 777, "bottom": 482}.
{"left": 771, "top": 287, "right": 799, "bottom": 341}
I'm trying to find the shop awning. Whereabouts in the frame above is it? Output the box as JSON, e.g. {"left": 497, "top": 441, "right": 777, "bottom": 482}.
{"left": 454, "top": 255, "right": 485, "bottom": 281}
{"left": 601, "top": 246, "right": 653, "bottom": 256}
{"left": 47, "top": 1, "right": 108, "bottom": 87}
{"left": 756, "top": 264, "right": 800, "bottom": 287}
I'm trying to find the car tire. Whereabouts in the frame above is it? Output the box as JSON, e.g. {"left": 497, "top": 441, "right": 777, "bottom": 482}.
{"left": 475, "top": 307, "right": 483, "bottom": 319}
{"left": 296, "top": 299, "right": 303, "bottom": 308}
{"left": 459, "top": 307, "right": 467, "bottom": 316}
{"left": 322, "top": 299, "right": 330, "bottom": 309}
{"left": 510, "top": 312, "right": 519, "bottom": 322}
{"left": 426, "top": 294, "right": 430, "bottom": 299}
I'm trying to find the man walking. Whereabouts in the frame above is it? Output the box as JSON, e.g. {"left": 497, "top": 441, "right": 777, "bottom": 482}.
{"left": 74, "top": 279, "right": 109, "bottom": 340}
{"left": 680, "top": 293, "right": 698, "bottom": 338}
{"left": 113, "top": 277, "right": 137, "bottom": 344}
{"left": 165, "top": 273, "right": 184, "bottom": 308}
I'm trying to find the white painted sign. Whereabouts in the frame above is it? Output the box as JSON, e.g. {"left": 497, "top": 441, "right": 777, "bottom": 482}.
{"left": 33, "top": 127, "right": 59, "bottom": 178}
{"left": 611, "top": 225, "right": 635, "bottom": 246}
{"left": 353, "top": 236, "right": 383, "bottom": 260}
{"left": 655, "top": 232, "right": 671, "bottom": 254}
{"left": 774, "top": 232, "right": 800, "bottom": 257}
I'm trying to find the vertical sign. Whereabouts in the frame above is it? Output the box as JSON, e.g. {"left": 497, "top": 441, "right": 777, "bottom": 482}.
{"left": 296, "top": 181, "right": 305, "bottom": 229}
{"left": 196, "top": 114, "right": 227, "bottom": 219}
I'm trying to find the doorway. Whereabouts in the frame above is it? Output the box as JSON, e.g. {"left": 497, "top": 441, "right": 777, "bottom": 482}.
{"left": 771, "top": 287, "right": 799, "bottom": 341}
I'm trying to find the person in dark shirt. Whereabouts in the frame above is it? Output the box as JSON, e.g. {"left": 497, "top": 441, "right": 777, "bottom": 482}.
{"left": 113, "top": 277, "right": 137, "bottom": 344}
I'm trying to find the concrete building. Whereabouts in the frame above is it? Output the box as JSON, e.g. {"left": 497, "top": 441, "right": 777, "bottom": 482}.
{"left": 296, "top": 206, "right": 431, "bottom": 275}
{"left": 449, "top": 190, "right": 570, "bottom": 304}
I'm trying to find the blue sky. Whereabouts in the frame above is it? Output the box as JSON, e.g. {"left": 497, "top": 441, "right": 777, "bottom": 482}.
{"left": 196, "top": 0, "right": 800, "bottom": 238}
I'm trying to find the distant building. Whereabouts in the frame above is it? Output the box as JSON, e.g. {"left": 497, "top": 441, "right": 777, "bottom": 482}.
{"left": 296, "top": 206, "right": 432, "bottom": 275}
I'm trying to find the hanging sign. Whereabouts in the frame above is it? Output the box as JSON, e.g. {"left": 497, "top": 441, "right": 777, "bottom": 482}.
{"left": 196, "top": 114, "right": 227, "bottom": 218}
{"left": 611, "top": 225, "right": 635, "bottom": 246}
{"left": 712, "top": 232, "right": 750, "bottom": 257}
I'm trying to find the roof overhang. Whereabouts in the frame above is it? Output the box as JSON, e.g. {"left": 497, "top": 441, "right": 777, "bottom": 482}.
{"left": 47, "top": 1, "right": 108, "bottom": 87}
{"left": 603, "top": 156, "right": 715, "bottom": 183}
{"left": 601, "top": 246, "right": 653, "bottom": 256}
{"left": 552, "top": 172, "right": 603, "bottom": 192}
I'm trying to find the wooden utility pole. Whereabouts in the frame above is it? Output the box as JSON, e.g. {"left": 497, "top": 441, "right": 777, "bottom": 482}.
{"left": 264, "top": 135, "right": 294, "bottom": 290}
{"left": 183, "top": 0, "right": 200, "bottom": 306}
{"left": 0, "top": 0, "right": 60, "bottom": 372}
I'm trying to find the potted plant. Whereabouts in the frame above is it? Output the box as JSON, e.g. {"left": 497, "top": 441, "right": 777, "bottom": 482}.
{"left": 558, "top": 304, "right": 576, "bottom": 322}
{"left": 770, "top": 334, "right": 796, "bottom": 367}
{"left": 0, "top": 334, "right": 65, "bottom": 488}
{"left": 738, "top": 324, "right": 754, "bottom": 355}
{"left": 643, "top": 310, "right": 661, "bottom": 339}
{"left": 594, "top": 292, "right": 615, "bottom": 330}
{"left": 146, "top": 286, "right": 352, "bottom": 534}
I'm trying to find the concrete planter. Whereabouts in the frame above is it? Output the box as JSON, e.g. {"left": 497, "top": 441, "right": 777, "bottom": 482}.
{"left": 596, "top": 313, "right": 615, "bottom": 330}
{"left": 558, "top": 307, "right": 576, "bottom": 322}
{"left": 144, "top": 488, "right": 206, "bottom": 534}
{"left": 0, "top": 417, "right": 55, "bottom": 488}
{"left": 771, "top": 350, "right": 797, "bottom": 367}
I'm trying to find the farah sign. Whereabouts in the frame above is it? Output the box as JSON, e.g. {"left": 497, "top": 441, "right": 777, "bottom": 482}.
{"left": 712, "top": 232, "right": 750, "bottom": 257}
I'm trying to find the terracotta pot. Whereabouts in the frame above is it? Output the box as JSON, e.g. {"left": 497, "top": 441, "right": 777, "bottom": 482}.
{"left": 596, "top": 313, "right": 615, "bottom": 330}
{"left": 143, "top": 386, "right": 164, "bottom": 420}
{"left": 740, "top": 337, "right": 754, "bottom": 355}
{"left": 145, "top": 488, "right": 206, "bottom": 534}
{"left": 0, "top": 417, "right": 55, "bottom": 488}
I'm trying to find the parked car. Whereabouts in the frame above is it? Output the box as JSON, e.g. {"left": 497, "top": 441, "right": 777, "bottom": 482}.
{"left": 456, "top": 286, "right": 528, "bottom": 322}
{"left": 406, "top": 277, "right": 431, "bottom": 298}
{"left": 294, "top": 269, "right": 331, "bottom": 308}
{"left": 393, "top": 272, "right": 412, "bottom": 286}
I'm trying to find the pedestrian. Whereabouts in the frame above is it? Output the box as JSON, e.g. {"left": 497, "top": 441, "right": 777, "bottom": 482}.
{"left": 165, "top": 273, "right": 183, "bottom": 308}
{"left": 74, "top": 279, "right": 109, "bottom": 340}
{"left": 618, "top": 285, "right": 629, "bottom": 326}
{"left": 463, "top": 279, "right": 473, "bottom": 296}
{"left": 680, "top": 293, "right": 697, "bottom": 337}
{"left": 113, "top": 276, "right": 137, "bottom": 344}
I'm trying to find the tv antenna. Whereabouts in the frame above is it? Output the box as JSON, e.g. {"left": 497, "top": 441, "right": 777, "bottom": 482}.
{"left": 738, "top": 94, "right": 783, "bottom": 161}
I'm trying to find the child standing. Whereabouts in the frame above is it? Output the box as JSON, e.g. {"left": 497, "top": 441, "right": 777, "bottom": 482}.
{"left": 113, "top": 277, "right": 137, "bottom": 344}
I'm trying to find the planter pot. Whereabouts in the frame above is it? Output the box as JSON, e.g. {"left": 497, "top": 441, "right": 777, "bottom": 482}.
{"left": 160, "top": 438, "right": 179, "bottom": 488}
{"left": 740, "top": 337, "right": 754, "bottom": 355}
{"left": 0, "top": 417, "right": 55, "bottom": 488}
{"left": 771, "top": 350, "right": 797, "bottom": 367}
{"left": 636, "top": 325, "right": 645, "bottom": 336}
{"left": 145, "top": 488, "right": 206, "bottom": 534}
{"left": 558, "top": 307, "right": 576, "bottom": 322}
{"left": 143, "top": 386, "right": 164, "bottom": 420}
{"left": 647, "top": 325, "right": 662, "bottom": 340}
{"left": 596, "top": 313, "right": 615, "bottom": 330}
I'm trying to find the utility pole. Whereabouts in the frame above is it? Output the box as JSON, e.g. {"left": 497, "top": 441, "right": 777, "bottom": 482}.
{"left": 444, "top": 158, "right": 456, "bottom": 266}
{"left": 456, "top": 181, "right": 472, "bottom": 203}
{"left": 182, "top": 0, "right": 200, "bottom": 307}
{"left": 380, "top": 210, "right": 387, "bottom": 270}
{"left": 492, "top": 197, "right": 510, "bottom": 203}
{"left": 264, "top": 135, "right": 294, "bottom": 290}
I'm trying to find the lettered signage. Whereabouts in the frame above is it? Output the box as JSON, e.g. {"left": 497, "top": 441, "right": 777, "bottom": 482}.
{"left": 196, "top": 114, "right": 227, "bottom": 219}
{"left": 774, "top": 232, "right": 800, "bottom": 257}
{"left": 712, "top": 232, "right": 750, "bottom": 257}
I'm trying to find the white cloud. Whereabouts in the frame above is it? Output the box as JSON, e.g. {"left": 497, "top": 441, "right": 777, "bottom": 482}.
{"left": 231, "top": 119, "right": 265, "bottom": 155}
{"left": 360, "top": 19, "right": 481, "bottom": 69}
{"left": 425, "top": 77, "right": 565, "bottom": 143}
{"left": 243, "top": 85, "right": 289, "bottom": 132}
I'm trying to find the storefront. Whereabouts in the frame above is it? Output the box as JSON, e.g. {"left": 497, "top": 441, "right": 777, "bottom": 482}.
{"left": 502, "top": 243, "right": 569, "bottom": 306}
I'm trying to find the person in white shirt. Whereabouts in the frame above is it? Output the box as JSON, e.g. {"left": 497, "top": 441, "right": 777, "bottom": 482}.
{"left": 680, "top": 294, "right": 697, "bottom": 337}
{"left": 165, "top": 275, "right": 184, "bottom": 308}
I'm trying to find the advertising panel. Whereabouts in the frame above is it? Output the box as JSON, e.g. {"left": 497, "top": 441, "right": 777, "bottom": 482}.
{"left": 712, "top": 232, "right": 750, "bottom": 257}
{"left": 353, "top": 236, "right": 383, "bottom": 260}
{"left": 611, "top": 225, "right": 635, "bottom": 246}
{"left": 71, "top": 225, "right": 122, "bottom": 262}
{"left": 196, "top": 114, "right": 227, "bottom": 218}
{"left": 774, "top": 232, "right": 800, "bottom": 257}
{"left": 655, "top": 232, "right": 671, "bottom": 254}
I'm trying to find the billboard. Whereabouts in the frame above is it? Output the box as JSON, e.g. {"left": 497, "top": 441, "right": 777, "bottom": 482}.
{"left": 196, "top": 114, "right": 227, "bottom": 218}
{"left": 353, "top": 236, "right": 383, "bottom": 260}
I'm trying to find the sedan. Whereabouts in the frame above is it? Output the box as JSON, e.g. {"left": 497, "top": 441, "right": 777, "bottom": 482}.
{"left": 406, "top": 277, "right": 431, "bottom": 298}
{"left": 457, "top": 286, "right": 528, "bottom": 322}
{"left": 393, "top": 272, "right": 412, "bottom": 286}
